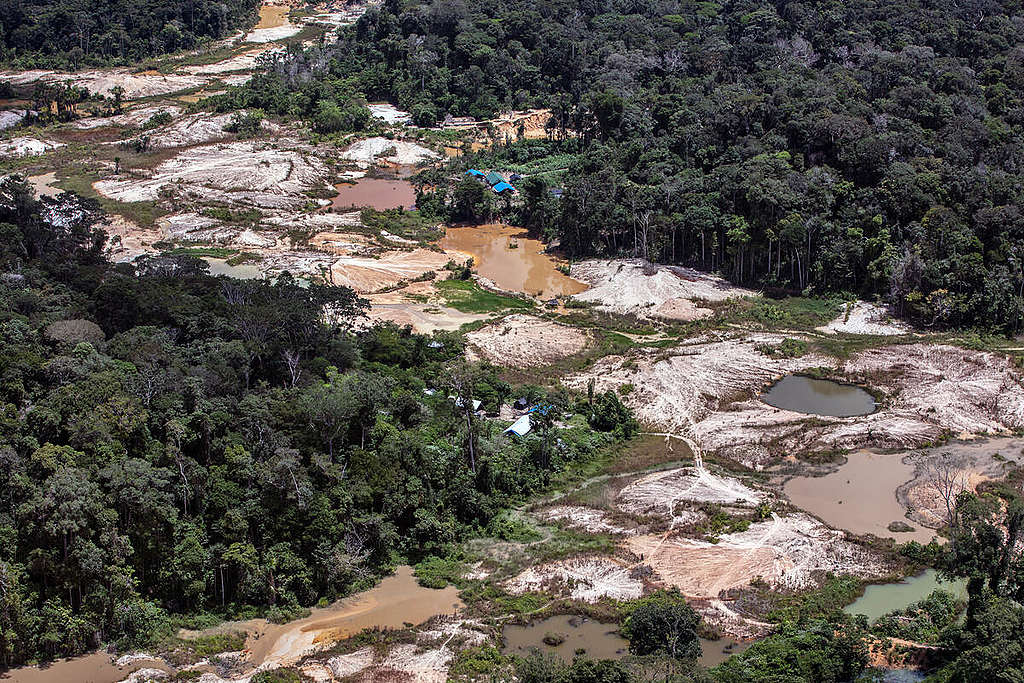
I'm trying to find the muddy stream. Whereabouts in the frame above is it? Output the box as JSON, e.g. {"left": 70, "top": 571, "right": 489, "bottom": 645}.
{"left": 441, "top": 224, "right": 588, "bottom": 298}
{"left": 763, "top": 374, "right": 876, "bottom": 417}
{"left": 4, "top": 566, "right": 460, "bottom": 683}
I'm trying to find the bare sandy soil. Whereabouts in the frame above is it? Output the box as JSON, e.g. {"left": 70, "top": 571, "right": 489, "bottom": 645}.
{"left": 135, "top": 112, "right": 281, "bottom": 149}
{"left": 329, "top": 248, "right": 451, "bottom": 293}
{"left": 0, "top": 136, "right": 64, "bottom": 156}
{"left": 535, "top": 505, "right": 638, "bottom": 536}
{"left": 0, "top": 109, "right": 30, "bottom": 130}
{"left": 505, "top": 557, "right": 643, "bottom": 602}
{"left": 94, "top": 140, "right": 332, "bottom": 209}
{"left": 2, "top": 69, "right": 209, "bottom": 98}
{"left": 571, "top": 259, "right": 751, "bottom": 320}
{"left": 367, "top": 103, "right": 411, "bottom": 124}
{"left": 627, "top": 512, "right": 890, "bottom": 597}
{"left": 568, "top": 337, "right": 1024, "bottom": 468}
{"left": 464, "top": 314, "right": 591, "bottom": 367}
{"left": 73, "top": 106, "right": 184, "bottom": 130}
{"left": 818, "top": 301, "right": 912, "bottom": 336}
{"left": 617, "top": 466, "right": 763, "bottom": 520}
{"left": 340, "top": 136, "right": 440, "bottom": 166}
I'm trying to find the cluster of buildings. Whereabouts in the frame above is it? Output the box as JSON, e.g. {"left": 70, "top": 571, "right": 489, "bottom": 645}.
{"left": 465, "top": 169, "right": 519, "bottom": 195}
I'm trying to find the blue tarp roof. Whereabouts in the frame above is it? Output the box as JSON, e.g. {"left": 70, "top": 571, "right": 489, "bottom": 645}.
{"left": 465, "top": 169, "right": 485, "bottom": 177}
{"left": 492, "top": 181, "right": 515, "bottom": 193}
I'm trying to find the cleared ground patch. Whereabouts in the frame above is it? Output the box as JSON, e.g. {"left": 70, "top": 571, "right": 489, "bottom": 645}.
{"left": 464, "top": 314, "right": 591, "bottom": 368}
{"left": 505, "top": 556, "right": 643, "bottom": 602}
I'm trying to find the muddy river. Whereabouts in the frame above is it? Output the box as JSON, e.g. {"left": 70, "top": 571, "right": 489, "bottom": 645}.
{"left": 762, "top": 375, "right": 876, "bottom": 417}
{"left": 501, "top": 615, "right": 748, "bottom": 668}
{"left": 440, "top": 224, "right": 588, "bottom": 298}
{"left": 784, "top": 450, "right": 938, "bottom": 544}
{"left": 844, "top": 569, "right": 967, "bottom": 623}
{"left": 4, "top": 566, "right": 460, "bottom": 683}
{"left": 331, "top": 177, "right": 417, "bottom": 211}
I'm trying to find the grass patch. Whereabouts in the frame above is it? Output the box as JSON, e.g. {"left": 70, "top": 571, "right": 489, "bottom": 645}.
{"left": 162, "top": 246, "right": 238, "bottom": 258}
{"left": 713, "top": 295, "right": 842, "bottom": 330}
{"left": 435, "top": 278, "right": 534, "bottom": 314}
{"left": 159, "top": 631, "right": 246, "bottom": 666}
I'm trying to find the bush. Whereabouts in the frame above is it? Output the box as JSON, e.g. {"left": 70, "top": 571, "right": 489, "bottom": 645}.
{"left": 620, "top": 588, "right": 701, "bottom": 659}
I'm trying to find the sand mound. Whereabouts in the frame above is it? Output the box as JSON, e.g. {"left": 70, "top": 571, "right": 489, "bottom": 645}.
{"left": 0, "top": 137, "right": 63, "bottom": 157}
{"left": 629, "top": 513, "right": 889, "bottom": 598}
{"left": 324, "top": 647, "right": 374, "bottom": 678}
{"left": 44, "top": 70, "right": 206, "bottom": 98}
{"left": 341, "top": 137, "right": 439, "bottom": 165}
{"left": 464, "top": 315, "right": 590, "bottom": 367}
{"left": 818, "top": 301, "right": 912, "bottom": 336}
{"left": 571, "top": 259, "right": 750, "bottom": 319}
{"left": 505, "top": 557, "right": 643, "bottom": 602}
{"left": 244, "top": 25, "right": 301, "bottom": 42}
{"left": 94, "top": 141, "right": 331, "bottom": 209}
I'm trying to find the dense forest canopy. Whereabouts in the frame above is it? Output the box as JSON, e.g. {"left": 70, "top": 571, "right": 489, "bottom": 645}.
{"left": 0, "top": 176, "right": 635, "bottom": 667}
{"left": 0, "top": 0, "right": 262, "bottom": 67}
{"left": 258, "top": 0, "right": 1024, "bottom": 330}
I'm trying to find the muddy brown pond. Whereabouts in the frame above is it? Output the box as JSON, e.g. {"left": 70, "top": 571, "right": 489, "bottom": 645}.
{"left": 501, "top": 615, "right": 749, "bottom": 668}
{"left": 332, "top": 177, "right": 417, "bottom": 211}
{"left": 441, "top": 224, "right": 589, "bottom": 298}
{"left": 762, "top": 374, "right": 876, "bottom": 417}
{"left": 784, "top": 450, "right": 938, "bottom": 544}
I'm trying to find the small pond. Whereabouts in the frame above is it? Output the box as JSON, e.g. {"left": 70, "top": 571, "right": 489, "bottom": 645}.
{"left": 762, "top": 374, "right": 876, "bottom": 417}
{"left": 844, "top": 569, "right": 967, "bottom": 623}
{"left": 331, "top": 177, "right": 417, "bottom": 211}
{"left": 202, "top": 257, "right": 262, "bottom": 279}
{"left": 440, "top": 224, "right": 588, "bottom": 298}
{"left": 501, "top": 615, "right": 748, "bottom": 668}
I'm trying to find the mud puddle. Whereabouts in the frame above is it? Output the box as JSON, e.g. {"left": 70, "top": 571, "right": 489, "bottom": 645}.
{"left": 784, "top": 450, "right": 938, "bottom": 544}
{"left": 763, "top": 374, "right": 876, "bottom": 417}
{"left": 440, "top": 224, "right": 588, "bottom": 298}
{"left": 844, "top": 569, "right": 967, "bottom": 623}
{"left": 331, "top": 177, "right": 416, "bottom": 211}
{"left": 2, "top": 652, "right": 170, "bottom": 683}
{"left": 501, "top": 615, "right": 748, "bottom": 668}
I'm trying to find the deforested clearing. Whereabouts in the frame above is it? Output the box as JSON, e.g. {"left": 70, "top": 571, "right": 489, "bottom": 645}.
{"left": 818, "top": 301, "right": 912, "bottom": 336}
{"left": 535, "top": 505, "right": 638, "bottom": 536}
{"left": 73, "top": 105, "right": 184, "bottom": 129}
{"left": 617, "top": 467, "right": 763, "bottom": 521}
{"left": 341, "top": 136, "right": 440, "bottom": 166}
{"left": 569, "top": 337, "right": 1024, "bottom": 467}
{"left": 505, "top": 556, "right": 643, "bottom": 602}
{"left": 464, "top": 315, "right": 591, "bottom": 368}
{"left": 94, "top": 141, "right": 331, "bottom": 208}
{"left": 571, "top": 259, "right": 751, "bottom": 319}
{"left": 628, "top": 513, "right": 890, "bottom": 597}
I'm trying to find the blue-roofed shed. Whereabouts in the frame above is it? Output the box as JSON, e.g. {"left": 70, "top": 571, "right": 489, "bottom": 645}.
{"left": 492, "top": 181, "right": 515, "bottom": 194}
{"left": 465, "top": 169, "right": 486, "bottom": 178}
{"left": 485, "top": 171, "right": 506, "bottom": 186}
